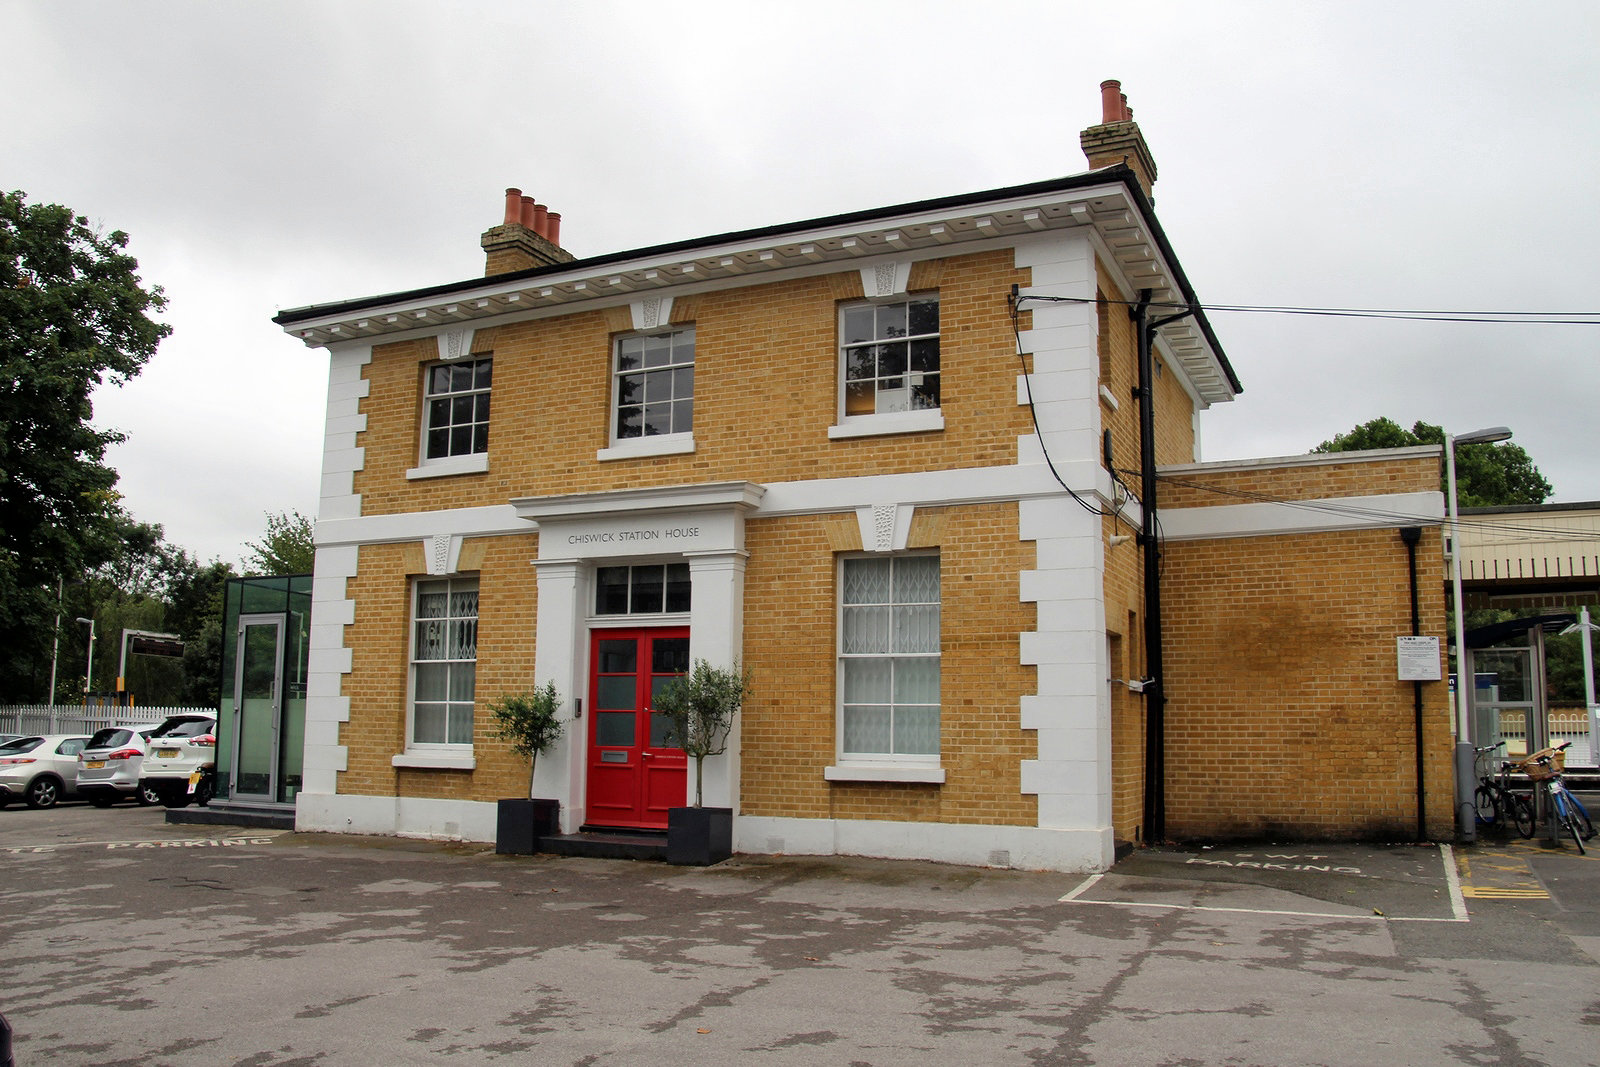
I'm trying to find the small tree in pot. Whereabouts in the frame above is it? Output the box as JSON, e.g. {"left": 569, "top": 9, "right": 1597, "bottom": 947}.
{"left": 489, "top": 682, "right": 565, "bottom": 854}
{"left": 653, "top": 659, "right": 750, "bottom": 865}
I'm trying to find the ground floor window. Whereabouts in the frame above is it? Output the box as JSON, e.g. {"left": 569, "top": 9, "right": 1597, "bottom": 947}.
{"left": 410, "top": 577, "right": 478, "bottom": 745}
{"left": 839, "top": 552, "right": 941, "bottom": 759}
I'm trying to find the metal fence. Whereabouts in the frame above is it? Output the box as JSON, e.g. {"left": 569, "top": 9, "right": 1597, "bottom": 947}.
{"left": 0, "top": 705, "right": 217, "bottom": 738}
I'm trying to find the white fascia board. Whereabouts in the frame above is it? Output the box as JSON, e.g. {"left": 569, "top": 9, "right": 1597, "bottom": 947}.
{"left": 315, "top": 504, "right": 528, "bottom": 548}
{"left": 512, "top": 480, "right": 766, "bottom": 522}
{"left": 1160, "top": 491, "right": 1445, "bottom": 541}
{"left": 754, "top": 461, "right": 1090, "bottom": 518}
{"left": 1160, "top": 445, "right": 1443, "bottom": 478}
{"left": 280, "top": 183, "right": 1136, "bottom": 347}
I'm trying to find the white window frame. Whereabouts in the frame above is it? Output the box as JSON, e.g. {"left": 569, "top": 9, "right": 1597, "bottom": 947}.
{"left": 826, "top": 551, "right": 944, "bottom": 783}
{"left": 412, "top": 356, "right": 492, "bottom": 477}
{"left": 829, "top": 294, "right": 944, "bottom": 440}
{"left": 401, "top": 576, "right": 479, "bottom": 760}
{"left": 599, "top": 327, "right": 696, "bottom": 461}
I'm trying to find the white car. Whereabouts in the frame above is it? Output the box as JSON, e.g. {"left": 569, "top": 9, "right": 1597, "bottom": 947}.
{"left": 140, "top": 715, "right": 219, "bottom": 807}
{"left": 0, "top": 734, "right": 92, "bottom": 809}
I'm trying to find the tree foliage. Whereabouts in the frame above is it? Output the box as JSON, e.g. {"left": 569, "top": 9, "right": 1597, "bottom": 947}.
{"left": 488, "top": 683, "right": 565, "bottom": 796}
{"left": 244, "top": 509, "right": 315, "bottom": 576}
{"left": 653, "top": 660, "right": 751, "bottom": 807}
{"left": 0, "top": 190, "right": 170, "bottom": 700}
{"left": 1313, "top": 417, "right": 1552, "bottom": 507}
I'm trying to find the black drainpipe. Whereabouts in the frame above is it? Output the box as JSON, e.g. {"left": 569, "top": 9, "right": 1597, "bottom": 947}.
{"left": 1400, "top": 525, "right": 1427, "bottom": 840}
{"left": 1133, "top": 290, "right": 1196, "bottom": 845}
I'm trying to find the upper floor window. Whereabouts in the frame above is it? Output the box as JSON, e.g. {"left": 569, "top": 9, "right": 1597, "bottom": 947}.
{"left": 841, "top": 296, "right": 940, "bottom": 418}
{"left": 614, "top": 329, "right": 695, "bottom": 442}
{"left": 423, "top": 358, "right": 492, "bottom": 461}
{"left": 410, "top": 577, "right": 478, "bottom": 746}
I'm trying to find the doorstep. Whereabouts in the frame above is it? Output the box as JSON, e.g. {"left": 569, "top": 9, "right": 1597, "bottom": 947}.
{"left": 536, "top": 827, "right": 668, "bottom": 862}
{"left": 165, "top": 799, "right": 296, "bottom": 831}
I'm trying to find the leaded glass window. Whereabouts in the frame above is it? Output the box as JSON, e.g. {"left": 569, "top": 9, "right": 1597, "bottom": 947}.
{"left": 410, "top": 577, "right": 478, "bottom": 745}
{"left": 839, "top": 553, "right": 940, "bottom": 759}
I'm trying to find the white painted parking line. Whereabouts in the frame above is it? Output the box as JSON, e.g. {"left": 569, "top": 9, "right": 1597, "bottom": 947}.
{"left": 1059, "top": 844, "right": 1468, "bottom": 924}
{"left": 2, "top": 834, "right": 282, "bottom": 854}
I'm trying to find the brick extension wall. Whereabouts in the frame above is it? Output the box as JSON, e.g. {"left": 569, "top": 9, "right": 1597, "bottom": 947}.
{"left": 1160, "top": 456, "right": 1453, "bottom": 840}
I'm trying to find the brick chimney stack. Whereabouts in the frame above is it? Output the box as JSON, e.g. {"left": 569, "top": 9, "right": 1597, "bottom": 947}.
{"left": 480, "top": 188, "right": 577, "bottom": 275}
{"left": 1079, "top": 80, "right": 1158, "bottom": 201}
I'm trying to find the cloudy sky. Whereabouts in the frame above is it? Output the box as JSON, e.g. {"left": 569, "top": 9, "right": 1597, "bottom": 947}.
{"left": 8, "top": 1, "right": 1599, "bottom": 565}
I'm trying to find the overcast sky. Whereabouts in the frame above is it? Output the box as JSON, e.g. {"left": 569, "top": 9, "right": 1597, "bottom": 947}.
{"left": 8, "top": 1, "right": 1599, "bottom": 565}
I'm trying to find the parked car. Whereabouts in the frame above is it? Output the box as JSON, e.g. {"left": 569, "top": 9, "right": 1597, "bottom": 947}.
{"left": 0, "top": 734, "right": 21, "bottom": 745}
{"left": 140, "top": 716, "right": 219, "bottom": 807}
{"left": 0, "top": 734, "right": 91, "bottom": 809}
{"left": 76, "top": 715, "right": 213, "bottom": 807}
{"left": 76, "top": 724, "right": 161, "bottom": 806}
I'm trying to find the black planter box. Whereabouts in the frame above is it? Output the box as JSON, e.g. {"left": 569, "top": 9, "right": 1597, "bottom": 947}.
{"left": 667, "top": 805, "right": 733, "bottom": 866}
{"left": 496, "top": 798, "right": 560, "bottom": 855}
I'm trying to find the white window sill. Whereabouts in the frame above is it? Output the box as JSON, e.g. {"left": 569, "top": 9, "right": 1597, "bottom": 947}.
{"left": 392, "top": 751, "right": 477, "bottom": 771}
{"left": 406, "top": 453, "right": 489, "bottom": 480}
{"left": 824, "top": 763, "right": 946, "bottom": 784}
{"left": 828, "top": 409, "right": 944, "bottom": 440}
{"left": 1099, "top": 384, "right": 1120, "bottom": 411}
{"left": 597, "top": 434, "right": 695, "bottom": 462}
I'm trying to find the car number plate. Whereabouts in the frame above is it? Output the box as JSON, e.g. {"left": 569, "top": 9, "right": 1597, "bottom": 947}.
{"left": 85, "top": 760, "right": 105, "bottom": 769}
{"left": 158, "top": 748, "right": 180, "bottom": 758}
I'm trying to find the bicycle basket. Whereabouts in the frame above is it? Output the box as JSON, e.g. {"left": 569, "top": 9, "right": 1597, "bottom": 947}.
{"left": 1517, "top": 747, "right": 1565, "bottom": 781}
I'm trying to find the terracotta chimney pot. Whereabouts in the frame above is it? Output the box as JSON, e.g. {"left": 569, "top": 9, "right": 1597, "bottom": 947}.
{"left": 546, "top": 212, "right": 562, "bottom": 246}
{"left": 1100, "top": 80, "right": 1125, "bottom": 124}
{"left": 503, "top": 188, "right": 523, "bottom": 226}
{"left": 532, "top": 203, "right": 549, "bottom": 238}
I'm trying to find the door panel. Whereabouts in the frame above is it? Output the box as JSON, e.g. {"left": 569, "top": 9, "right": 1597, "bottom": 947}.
{"left": 586, "top": 628, "right": 688, "bottom": 828}
{"left": 232, "top": 615, "right": 284, "bottom": 801}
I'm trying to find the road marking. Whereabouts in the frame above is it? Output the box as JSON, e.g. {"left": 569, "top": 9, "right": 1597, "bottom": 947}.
{"left": 1455, "top": 844, "right": 1550, "bottom": 899}
{"left": 1, "top": 834, "right": 281, "bottom": 854}
{"left": 1059, "top": 845, "right": 1468, "bottom": 923}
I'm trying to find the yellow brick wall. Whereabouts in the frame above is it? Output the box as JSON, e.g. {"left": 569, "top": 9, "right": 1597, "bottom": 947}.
{"left": 1159, "top": 453, "right": 1452, "bottom": 839}
{"left": 1101, "top": 512, "right": 1146, "bottom": 846}
{"left": 353, "top": 250, "right": 1035, "bottom": 514}
{"left": 1160, "top": 455, "right": 1439, "bottom": 510}
{"left": 1097, "top": 260, "right": 1197, "bottom": 474}
{"left": 739, "top": 503, "right": 1038, "bottom": 826}
{"left": 339, "top": 533, "right": 541, "bottom": 801}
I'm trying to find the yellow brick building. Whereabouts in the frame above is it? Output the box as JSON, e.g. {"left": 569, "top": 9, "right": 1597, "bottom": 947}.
{"left": 272, "top": 84, "right": 1452, "bottom": 868}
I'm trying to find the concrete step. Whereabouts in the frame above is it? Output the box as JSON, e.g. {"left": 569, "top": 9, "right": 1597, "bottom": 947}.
{"left": 165, "top": 800, "right": 296, "bottom": 831}
{"left": 538, "top": 828, "right": 668, "bottom": 862}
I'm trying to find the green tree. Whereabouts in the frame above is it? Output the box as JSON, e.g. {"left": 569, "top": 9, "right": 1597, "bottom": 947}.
{"left": 1313, "top": 417, "right": 1552, "bottom": 507}
{"left": 0, "top": 191, "right": 169, "bottom": 702}
{"left": 244, "top": 510, "right": 315, "bottom": 576}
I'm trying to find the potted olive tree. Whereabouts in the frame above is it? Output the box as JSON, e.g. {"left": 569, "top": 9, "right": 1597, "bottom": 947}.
{"left": 654, "top": 659, "right": 750, "bottom": 865}
{"left": 489, "top": 682, "right": 565, "bottom": 855}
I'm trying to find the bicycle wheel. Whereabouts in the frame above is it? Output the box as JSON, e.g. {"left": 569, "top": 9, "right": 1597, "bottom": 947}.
{"left": 1511, "top": 794, "right": 1537, "bottom": 839}
{"left": 1474, "top": 785, "right": 1500, "bottom": 827}
{"left": 1563, "top": 808, "right": 1587, "bottom": 854}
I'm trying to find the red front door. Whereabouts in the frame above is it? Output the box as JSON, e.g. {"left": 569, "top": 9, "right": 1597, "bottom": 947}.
{"left": 585, "top": 628, "right": 689, "bottom": 829}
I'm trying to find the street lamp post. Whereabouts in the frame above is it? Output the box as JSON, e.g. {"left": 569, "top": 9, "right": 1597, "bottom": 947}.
{"left": 75, "top": 616, "right": 97, "bottom": 695}
{"left": 1448, "top": 425, "right": 1511, "bottom": 842}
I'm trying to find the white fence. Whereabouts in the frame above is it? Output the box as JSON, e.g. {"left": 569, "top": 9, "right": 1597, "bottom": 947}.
{"left": 0, "top": 705, "right": 217, "bottom": 738}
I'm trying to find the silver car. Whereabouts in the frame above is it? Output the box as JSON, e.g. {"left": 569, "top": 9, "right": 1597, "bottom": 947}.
{"left": 0, "top": 735, "right": 92, "bottom": 809}
{"left": 76, "top": 724, "right": 162, "bottom": 806}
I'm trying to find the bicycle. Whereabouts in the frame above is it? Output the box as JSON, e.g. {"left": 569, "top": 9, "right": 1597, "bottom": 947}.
{"left": 1473, "top": 741, "right": 1535, "bottom": 839}
{"left": 1517, "top": 741, "right": 1595, "bottom": 854}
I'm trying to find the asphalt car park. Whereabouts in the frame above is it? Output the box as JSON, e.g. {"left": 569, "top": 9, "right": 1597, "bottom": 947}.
{"left": 3, "top": 805, "right": 1599, "bottom": 1066}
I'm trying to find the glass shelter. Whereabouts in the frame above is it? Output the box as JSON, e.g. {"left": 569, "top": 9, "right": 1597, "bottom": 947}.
{"left": 216, "top": 575, "right": 311, "bottom": 806}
